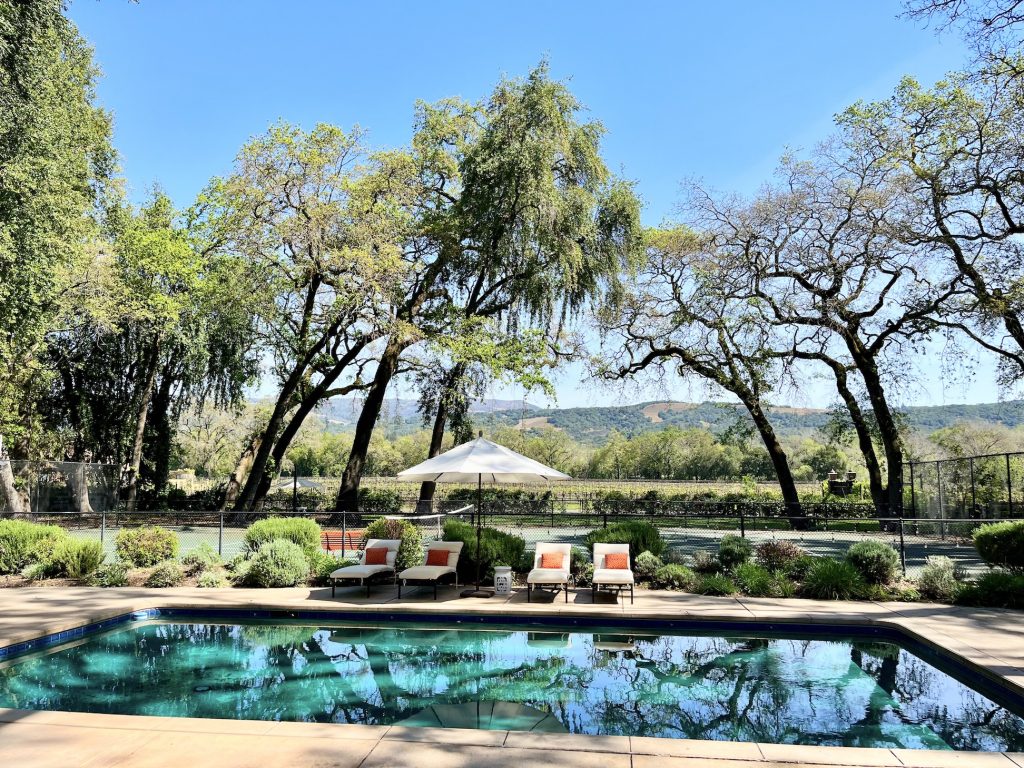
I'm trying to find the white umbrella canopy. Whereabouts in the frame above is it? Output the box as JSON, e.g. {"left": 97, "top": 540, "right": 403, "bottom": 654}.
{"left": 397, "top": 437, "right": 571, "bottom": 484}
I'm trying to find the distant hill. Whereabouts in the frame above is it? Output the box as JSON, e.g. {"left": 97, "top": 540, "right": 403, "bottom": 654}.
{"left": 309, "top": 396, "right": 1024, "bottom": 443}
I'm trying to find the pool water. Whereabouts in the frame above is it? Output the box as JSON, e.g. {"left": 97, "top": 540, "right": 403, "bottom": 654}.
{"left": 1, "top": 620, "right": 1022, "bottom": 751}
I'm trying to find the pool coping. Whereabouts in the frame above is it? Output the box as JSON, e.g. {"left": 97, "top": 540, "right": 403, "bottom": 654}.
{"left": 1, "top": 585, "right": 1023, "bottom": 768}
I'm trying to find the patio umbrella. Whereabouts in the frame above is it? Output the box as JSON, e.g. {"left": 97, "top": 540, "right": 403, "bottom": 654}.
{"left": 397, "top": 434, "right": 570, "bottom": 597}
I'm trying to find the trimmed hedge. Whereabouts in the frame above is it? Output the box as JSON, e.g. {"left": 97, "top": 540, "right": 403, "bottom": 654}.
{"left": 0, "top": 520, "right": 69, "bottom": 574}
{"left": 115, "top": 526, "right": 179, "bottom": 567}
{"left": 583, "top": 521, "right": 665, "bottom": 561}
{"left": 243, "top": 517, "right": 321, "bottom": 559}
{"left": 973, "top": 521, "right": 1024, "bottom": 573}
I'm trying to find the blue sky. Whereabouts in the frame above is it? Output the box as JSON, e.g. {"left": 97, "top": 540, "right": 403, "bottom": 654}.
{"left": 69, "top": 0, "right": 995, "bottom": 409}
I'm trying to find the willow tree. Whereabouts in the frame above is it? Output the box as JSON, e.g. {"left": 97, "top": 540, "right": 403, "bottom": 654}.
{"left": 597, "top": 227, "right": 805, "bottom": 517}
{"left": 333, "top": 63, "right": 643, "bottom": 511}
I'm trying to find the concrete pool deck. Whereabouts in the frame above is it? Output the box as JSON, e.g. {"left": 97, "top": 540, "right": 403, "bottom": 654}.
{"left": 0, "top": 584, "right": 1022, "bottom": 768}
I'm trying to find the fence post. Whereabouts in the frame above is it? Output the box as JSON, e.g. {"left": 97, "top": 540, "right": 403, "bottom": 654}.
{"left": 898, "top": 516, "right": 906, "bottom": 576}
{"left": 100, "top": 509, "right": 106, "bottom": 545}
{"left": 739, "top": 507, "right": 746, "bottom": 538}
{"left": 908, "top": 461, "right": 917, "bottom": 518}
{"left": 602, "top": 504, "right": 607, "bottom": 529}
{"left": 342, "top": 513, "right": 347, "bottom": 557}
{"left": 218, "top": 510, "right": 224, "bottom": 556}
{"left": 970, "top": 457, "right": 977, "bottom": 516}
{"left": 1007, "top": 453, "right": 1014, "bottom": 517}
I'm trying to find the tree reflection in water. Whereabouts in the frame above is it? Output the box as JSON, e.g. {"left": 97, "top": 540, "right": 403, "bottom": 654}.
{"left": 0, "top": 621, "right": 1021, "bottom": 751}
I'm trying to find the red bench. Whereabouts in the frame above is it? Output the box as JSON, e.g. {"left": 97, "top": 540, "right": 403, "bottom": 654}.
{"left": 321, "top": 530, "right": 363, "bottom": 554}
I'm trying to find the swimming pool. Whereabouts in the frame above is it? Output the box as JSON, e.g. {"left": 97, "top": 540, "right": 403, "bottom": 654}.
{"left": 1, "top": 612, "right": 1021, "bottom": 751}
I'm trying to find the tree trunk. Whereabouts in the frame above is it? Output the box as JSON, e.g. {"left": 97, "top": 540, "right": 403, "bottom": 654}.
{"left": 125, "top": 340, "right": 161, "bottom": 512}
{"left": 233, "top": 385, "right": 302, "bottom": 511}
{"left": 67, "top": 462, "right": 93, "bottom": 515}
{"left": 144, "top": 368, "right": 176, "bottom": 498}
{"left": 334, "top": 338, "right": 405, "bottom": 512}
{"left": 221, "top": 430, "right": 263, "bottom": 510}
{"left": 742, "top": 398, "right": 804, "bottom": 525}
{"left": 0, "top": 456, "right": 26, "bottom": 515}
{"left": 829, "top": 365, "right": 886, "bottom": 512}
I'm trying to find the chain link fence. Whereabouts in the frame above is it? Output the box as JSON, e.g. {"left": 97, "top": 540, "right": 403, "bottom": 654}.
{"left": 906, "top": 452, "right": 1024, "bottom": 519}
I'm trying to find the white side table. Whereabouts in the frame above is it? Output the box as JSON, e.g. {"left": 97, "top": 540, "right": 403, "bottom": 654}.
{"left": 493, "top": 566, "right": 513, "bottom": 596}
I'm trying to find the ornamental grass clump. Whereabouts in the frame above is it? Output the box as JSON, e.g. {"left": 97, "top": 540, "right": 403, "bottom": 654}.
{"left": 800, "top": 558, "right": 865, "bottom": 601}
{"left": 694, "top": 574, "right": 737, "bottom": 596}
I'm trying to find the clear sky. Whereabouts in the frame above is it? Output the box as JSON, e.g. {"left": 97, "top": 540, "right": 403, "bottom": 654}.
{"left": 69, "top": 0, "right": 996, "bottom": 410}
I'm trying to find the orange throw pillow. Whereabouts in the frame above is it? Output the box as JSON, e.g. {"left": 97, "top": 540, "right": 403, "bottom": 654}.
{"left": 540, "top": 552, "right": 564, "bottom": 569}
{"left": 605, "top": 553, "right": 629, "bottom": 570}
{"left": 364, "top": 547, "right": 388, "bottom": 565}
{"left": 426, "top": 548, "right": 449, "bottom": 566}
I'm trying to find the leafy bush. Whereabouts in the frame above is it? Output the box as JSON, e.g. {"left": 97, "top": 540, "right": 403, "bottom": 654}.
{"left": 92, "top": 561, "right": 129, "bottom": 587}
{"left": 634, "top": 551, "right": 664, "bottom": 583}
{"left": 733, "top": 562, "right": 797, "bottom": 598}
{"left": 973, "top": 521, "right": 1024, "bottom": 573}
{"left": 49, "top": 539, "right": 105, "bottom": 579}
{"left": 755, "top": 540, "right": 806, "bottom": 572}
{"left": 243, "top": 517, "right": 321, "bottom": 559}
{"left": 956, "top": 570, "right": 1024, "bottom": 609}
{"left": 801, "top": 559, "right": 865, "bottom": 600}
{"left": 182, "top": 542, "right": 221, "bottom": 575}
{"left": 145, "top": 561, "right": 184, "bottom": 588}
{"left": 196, "top": 571, "right": 226, "bottom": 588}
{"left": 917, "top": 556, "right": 961, "bottom": 602}
{"left": 570, "top": 545, "right": 591, "bottom": 576}
{"left": 718, "top": 535, "right": 752, "bottom": 571}
{"left": 845, "top": 541, "right": 900, "bottom": 585}
{"left": 785, "top": 554, "right": 817, "bottom": 580}
{"left": 442, "top": 519, "right": 525, "bottom": 582}
{"left": 690, "top": 550, "right": 721, "bottom": 574}
{"left": 575, "top": 562, "right": 594, "bottom": 588}
{"left": 584, "top": 521, "right": 665, "bottom": 561}
{"left": 308, "top": 550, "right": 355, "bottom": 586}
{"left": 245, "top": 539, "right": 309, "bottom": 587}
{"left": 116, "top": 526, "right": 179, "bottom": 567}
{"left": 357, "top": 488, "right": 404, "bottom": 516}
{"left": 363, "top": 517, "right": 423, "bottom": 570}
{"left": 0, "top": 520, "right": 69, "bottom": 574}
{"left": 653, "top": 564, "right": 696, "bottom": 590}
{"left": 694, "top": 574, "right": 737, "bottom": 596}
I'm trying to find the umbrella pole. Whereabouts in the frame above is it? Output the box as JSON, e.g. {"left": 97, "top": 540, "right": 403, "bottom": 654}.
{"left": 461, "top": 473, "right": 492, "bottom": 598}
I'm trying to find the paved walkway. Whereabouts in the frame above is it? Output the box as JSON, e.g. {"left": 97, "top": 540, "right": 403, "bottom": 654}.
{"left": 0, "top": 585, "right": 1023, "bottom": 767}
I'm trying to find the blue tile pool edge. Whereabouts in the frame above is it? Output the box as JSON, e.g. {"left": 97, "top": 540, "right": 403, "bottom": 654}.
{"left": 2, "top": 605, "right": 1022, "bottom": 717}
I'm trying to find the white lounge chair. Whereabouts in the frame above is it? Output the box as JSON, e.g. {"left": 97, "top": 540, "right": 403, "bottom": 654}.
{"left": 527, "top": 542, "right": 572, "bottom": 603}
{"left": 330, "top": 538, "right": 400, "bottom": 597}
{"left": 591, "top": 542, "right": 634, "bottom": 604}
{"left": 398, "top": 541, "right": 464, "bottom": 600}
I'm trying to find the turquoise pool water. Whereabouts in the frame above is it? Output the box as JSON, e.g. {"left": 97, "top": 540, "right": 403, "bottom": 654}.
{"left": 1, "top": 620, "right": 1022, "bottom": 751}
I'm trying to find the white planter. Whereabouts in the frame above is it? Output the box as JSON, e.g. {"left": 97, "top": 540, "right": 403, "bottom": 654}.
{"left": 493, "top": 566, "right": 513, "bottom": 596}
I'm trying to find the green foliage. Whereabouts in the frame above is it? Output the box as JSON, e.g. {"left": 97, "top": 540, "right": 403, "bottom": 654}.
{"left": 196, "top": 571, "right": 226, "bottom": 588}
{"left": 569, "top": 545, "right": 591, "bottom": 576}
{"left": 92, "top": 561, "right": 129, "bottom": 588}
{"left": 583, "top": 521, "right": 665, "bottom": 561}
{"left": 755, "top": 540, "right": 806, "bottom": 572}
{"left": 181, "top": 542, "right": 221, "bottom": 575}
{"left": 357, "top": 488, "right": 403, "bottom": 516}
{"left": 442, "top": 519, "right": 525, "bottom": 582}
{"left": 785, "top": 555, "right": 817, "bottom": 580}
{"left": 694, "top": 574, "right": 738, "bottom": 596}
{"left": 917, "top": 556, "right": 961, "bottom": 602}
{"left": 845, "top": 540, "right": 900, "bottom": 585}
{"left": 690, "top": 550, "right": 722, "bottom": 574}
{"left": 48, "top": 539, "right": 104, "bottom": 579}
{"left": 634, "top": 551, "right": 664, "bottom": 583}
{"left": 956, "top": 570, "right": 1024, "bottom": 609}
{"left": 363, "top": 517, "right": 423, "bottom": 570}
{"left": 653, "top": 564, "right": 696, "bottom": 590}
{"left": 973, "top": 521, "right": 1024, "bottom": 573}
{"left": 145, "top": 561, "right": 184, "bottom": 588}
{"left": 575, "top": 562, "right": 594, "bottom": 588}
{"left": 801, "top": 559, "right": 865, "bottom": 600}
{"left": 243, "top": 517, "right": 321, "bottom": 559}
{"left": 115, "top": 526, "right": 179, "bottom": 567}
{"left": 718, "top": 534, "right": 752, "bottom": 571}
{"left": 0, "top": 520, "right": 69, "bottom": 574}
{"left": 244, "top": 539, "right": 309, "bottom": 588}
{"left": 734, "top": 562, "right": 795, "bottom": 598}
{"left": 308, "top": 551, "right": 355, "bottom": 587}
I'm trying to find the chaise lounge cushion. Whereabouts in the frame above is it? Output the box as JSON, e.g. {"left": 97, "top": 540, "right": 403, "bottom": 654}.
{"left": 527, "top": 567, "right": 569, "bottom": 584}
{"left": 399, "top": 565, "right": 456, "bottom": 581}
{"left": 330, "top": 563, "right": 394, "bottom": 580}
{"left": 592, "top": 567, "right": 634, "bottom": 585}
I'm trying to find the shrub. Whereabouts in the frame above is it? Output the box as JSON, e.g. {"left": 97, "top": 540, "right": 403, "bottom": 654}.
{"left": 182, "top": 542, "right": 221, "bottom": 575}
{"left": 755, "top": 540, "right": 806, "bottom": 572}
{"left": 49, "top": 539, "right": 105, "bottom": 579}
{"left": 694, "top": 574, "right": 737, "bottom": 596}
{"left": 956, "top": 570, "right": 1024, "bottom": 609}
{"left": 0, "top": 520, "right": 69, "bottom": 574}
{"left": 92, "top": 561, "right": 129, "bottom": 588}
{"left": 634, "top": 551, "right": 664, "bottom": 583}
{"left": 653, "top": 564, "right": 696, "bottom": 591}
{"left": 690, "top": 550, "right": 721, "bottom": 574}
{"left": 733, "top": 562, "right": 797, "bottom": 598}
{"left": 145, "top": 561, "right": 184, "bottom": 588}
{"left": 575, "top": 562, "right": 594, "bottom": 588}
{"left": 583, "top": 521, "right": 665, "bottom": 562}
{"left": 570, "top": 546, "right": 591, "bottom": 577}
{"left": 801, "top": 559, "right": 865, "bottom": 600}
{"left": 917, "top": 556, "right": 961, "bottom": 602}
{"left": 245, "top": 539, "right": 309, "bottom": 587}
{"left": 243, "top": 517, "right": 321, "bottom": 559}
{"left": 357, "top": 488, "right": 403, "bottom": 516}
{"left": 115, "top": 526, "right": 179, "bottom": 567}
{"left": 973, "top": 521, "right": 1024, "bottom": 573}
{"left": 845, "top": 541, "right": 900, "bottom": 585}
{"left": 196, "top": 571, "right": 226, "bottom": 588}
{"left": 785, "top": 554, "right": 817, "bottom": 580}
{"left": 442, "top": 519, "right": 525, "bottom": 582}
{"left": 308, "top": 550, "right": 355, "bottom": 586}
{"left": 363, "top": 517, "right": 423, "bottom": 570}
{"left": 718, "top": 535, "right": 753, "bottom": 571}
